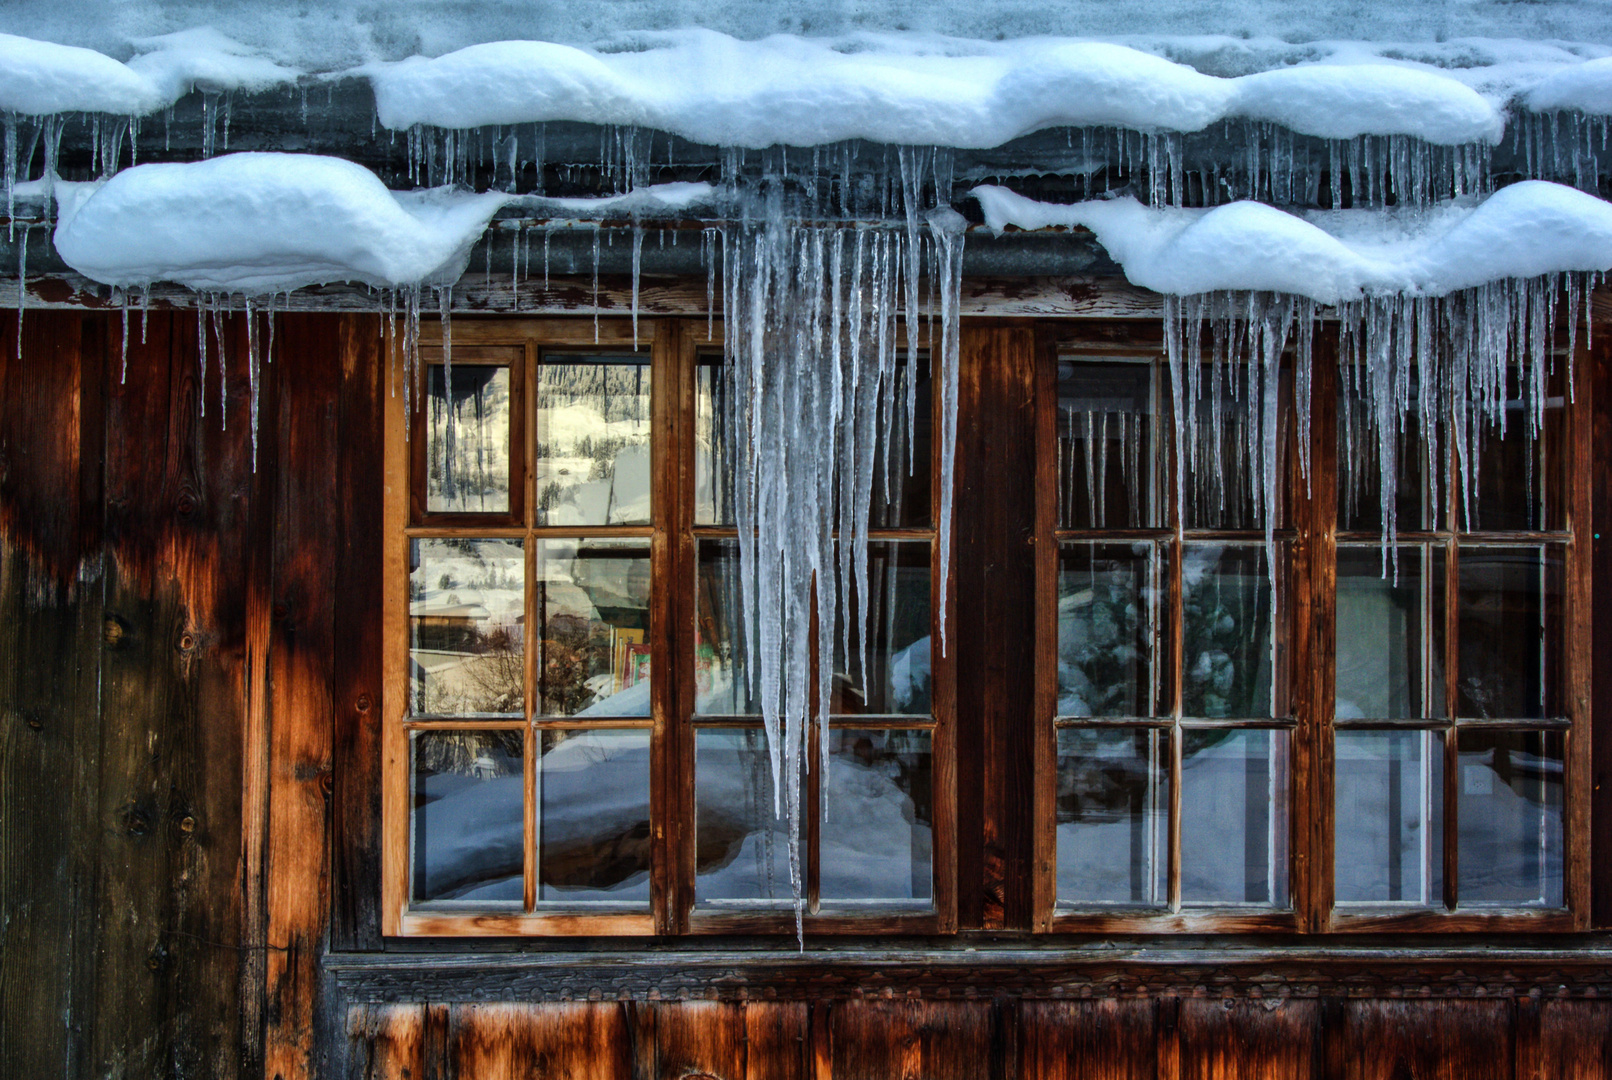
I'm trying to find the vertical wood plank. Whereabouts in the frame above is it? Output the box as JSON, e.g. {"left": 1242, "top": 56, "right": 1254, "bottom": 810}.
{"left": 830, "top": 1000, "right": 996, "bottom": 1080}
{"left": 1320, "top": 999, "right": 1512, "bottom": 1080}
{"left": 346, "top": 1003, "right": 425, "bottom": 1080}
{"left": 654, "top": 1001, "right": 743, "bottom": 1080}
{"left": 1018, "top": 999, "right": 1157, "bottom": 1080}
{"left": 0, "top": 310, "right": 103, "bottom": 1080}
{"left": 1539, "top": 1000, "right": 1612, "bottom": 1080}
{"left": 332, "top": 314, "right": 386, "bottom": 951}
{"left": 744, "top": 1002, "right": 810, "bottom": 1080}
{"left": 953, "top": 323, "right": 1038, "bottom": 929}
{"left": 1590, "top": 312, "right": 1612, "bottom": 927}
{"left": 263, "top": 313, "right": 342, "bottom": 1080}
{"left": 1179, "top": 998, "right": 1317, "bottom": 1080}
{"left": 449, "top": 1002, "right": 633, "bottom": 1080}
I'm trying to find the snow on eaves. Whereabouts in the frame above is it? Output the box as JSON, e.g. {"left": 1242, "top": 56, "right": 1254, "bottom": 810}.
{"left": 365, "top": 32, "right": 1510, "bottom": 147}
{"left": 52, "top": 153, "right": 505, "bottom": 294}
{"left": 970, "top": 181, "right": 1612, "bottom": 305}
{"left": 47, "top": 152, "right": 714, "bottom": 294}
{"left": 1524, "top": 56, "right": 1612, "bottom": 115}
{"left": 0, "top": 29, "right": 298, "bottom": 117}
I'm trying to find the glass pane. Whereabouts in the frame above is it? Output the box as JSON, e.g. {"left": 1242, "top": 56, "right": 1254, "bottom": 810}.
{"left": 695, "top": 539, "right": 761, "bottom": 715}
{"left": 1337, "top": 367, "right": 1439, "bottom": 533}
{"left": 1335, "top": 545, "right": 1430, "bottom": 721}
{"left": 409, "top": 538, "right": 525, "bottom": 716}
{"left": 1058, "top": 542, "right": 1168, "bottom": 718}
{"left": 1456, "top": 545, "right": 1563, "bottom": 720}
{"left": 820, "top": 728, "right": 933, "bottom": 904}
{"left": 534, "top": 358, "right": 652, "bottom": 526}
{"left": 426, "top": 364, "right": 513, "bottom": 514}
{"left": 1457, "top": 730, "right": 1564, "bottom": 908}
{"left": 1057, "top": 359, "right": 1159, "bottom": 529}
{"left": 1334, "top": 730, "right": 1443, "bottom": 905}
{"left": 1055, "top": 727, "right": 1168, "bottom": 907}
{"left": 868, "top": 358, "right": 932, "bottom": 530}
{"left": 1182, "top": 362, "right": 1287, "bottom": 531}
{"left": 1461, "top": 366, "right": 1564, "bottom": 532}
{"left": 695, "top": 361, "right": 736, "bottom": 527}
{"left": 832, "top": 541, "right": 931, "bottom": 716}
{"left": 411, "top": 730, "right": 524, "bottom": 904}
{"left": 537, "top": 729, "right": 651, "bottom": 904}
{"left": 1180, "top": 729, "right": 1289, "bottom": 907}
{"left": 535, "top": 539, "right": 652, "bottom": 717}
{"left": 1181, "top": 544, "right": 1279, "bottom": 718}
{"left": 695, "top": 727, "right": 793, "bottom": 904}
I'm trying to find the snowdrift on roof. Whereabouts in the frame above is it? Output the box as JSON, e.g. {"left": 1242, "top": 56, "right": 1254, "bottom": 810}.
{"left": 970, "top": 181, "right": 1612, "bottom": 304}
{"left": 364, "top": 32, "right": 1509, "bottom": 147}
{"left": 0, "top": 29, "right": 296, "bottom": 116}
{"left": 52, "top": 152, "right": 508, "bottom": 293}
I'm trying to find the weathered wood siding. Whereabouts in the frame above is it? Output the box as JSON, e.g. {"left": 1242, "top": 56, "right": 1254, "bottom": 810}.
{"left": 5, "top": 306, "right": 1612, "bottom": 1080}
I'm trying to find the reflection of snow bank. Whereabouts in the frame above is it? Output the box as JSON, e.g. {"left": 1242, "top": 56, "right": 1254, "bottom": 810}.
{"left": 973, "top": 182, "right": 1612, "bottom": 304}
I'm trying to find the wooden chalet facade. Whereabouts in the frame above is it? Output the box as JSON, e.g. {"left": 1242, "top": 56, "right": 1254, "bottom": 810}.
{"left": 4, "top": 35, "right": 1612, "bottom": 1080}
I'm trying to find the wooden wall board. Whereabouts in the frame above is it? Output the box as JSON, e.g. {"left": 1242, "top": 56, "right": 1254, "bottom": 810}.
{"left": 344, "top": 1004, "right": 426, "bottom": 1080}
{"left": 1178, "top": 998, "right": 1318, "bottom": 1080}
{"left": 1319, "top": 998, "right": 1513, "bottom": 1080}
{"left": 827, "top": 1000, "right": 1002, "bottom": 1080}
{"left": 1018, "top": 999, "right": 1159, "bottom": 1080}
{"left": 1539, "top": 1000, "right": 1612, "bottom": 1080}
{"left": 447, "top": 1002, "right": 634, "bottom": 1080}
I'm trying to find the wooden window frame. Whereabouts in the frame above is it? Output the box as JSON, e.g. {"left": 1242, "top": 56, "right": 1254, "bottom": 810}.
{"left": 382, "top": 317, "right": 957, "bottom": 937}
{"left": 1032, "top": 322, "right": 1594, "bottom": 935}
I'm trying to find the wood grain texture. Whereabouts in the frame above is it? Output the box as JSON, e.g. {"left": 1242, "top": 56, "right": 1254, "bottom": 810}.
{"left": 1320, "top": 998, "right": 1512, "bottom": 1080}
{"left": 828, "top": 1000, "right": 999, "bottom": 1080}
{"left": 1591, "top": 318, "right": 1612, "bottom": 929}
{"left": 346, "top": 1004, "right": 426, "bottom": 1080}
{"left": 0, "top": 311, "right": 104, "bottom": 1080}
{"left": 1539, "top": 1000, "right": 1612, "bottom": 1080}
{"left": 448, "top": 1002, "right": 633, "bottom": 1080}
{"left": 1020, "top": 999, "right": 1158, "bottom": 1080}
{"left": 1179, "top": 998, "right": 1317, "bottom": 1080}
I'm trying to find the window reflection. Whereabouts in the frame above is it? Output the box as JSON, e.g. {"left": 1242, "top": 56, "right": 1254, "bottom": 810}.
{"left": 409, "top": 539, "right": 525, "bottom": 716}
{"left": 534, "top": 359, "right": 652, "bottom": 526}
{"left": 536, "top": 540, "right": 652, "bottom": 718}
{"left": 411, "top": 730, "right": 524, "bottom": 905}
{"left": 426, "top": 364, "right": 513, "bottom": 514}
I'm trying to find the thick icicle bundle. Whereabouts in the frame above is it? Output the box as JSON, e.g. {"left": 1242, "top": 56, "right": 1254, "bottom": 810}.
{"left": 718, "top": 177, "right": 964, "bottom": 929}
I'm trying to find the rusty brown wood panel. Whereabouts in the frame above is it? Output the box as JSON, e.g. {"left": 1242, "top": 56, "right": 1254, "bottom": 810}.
{"left": 262, "top": 313, "right": 343, "bottom": 1080}
{"left": 92, "top": 307, "right": 259, "bottom": 1079}
{"left": 346, "top": 1004, "right": 426, "bottom": 1080}
{"left": 1018, "top": 999, "right": 1157, "bottom": 1080}
{"left": 448, "top": 1002, "right": 634, "bottom": 1080}
{"left": 828, "top": 1000, "right": 1001, "bottom": 1080}
{"left": 332, "top": 314, "right": 387, "bottom": 952}
{"left": 1178, "top": 998, "right": 1317, "bottom": 1080}
{"left": 1539, "top": 1000, "right": 1612, "bottom": 1080}
{"left": 1320, "top": 998, "right": 1513, "bottom": 1080}
{"left": 0, "top": 311, "right": 103, "bottom": 1079}
{"left": 648, "top": 1001, "right": 810, "bottom": 1080}
{"left": 954, "top": 323, "right": 1039, "bottom": 930}
{"left": 1591, "top": 319, "right": 1612, "bottom": 929}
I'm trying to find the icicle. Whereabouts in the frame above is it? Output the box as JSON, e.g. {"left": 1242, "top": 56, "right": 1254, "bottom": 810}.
{"left": 591, "top": 227, "right": 600, "bottom": 343}
{"left": 630, "top": 219, "right": 643, "bottom": 347}
{"left": 13, "top": 221, "right": 26, "bottom": 357}
{"left": 119, "top": 289, "right": 130, "bottom": 383}
{"left": 440, "top": 285, "right": 454, "bottom": 496}
{"left": 246, "top": 297, "right": 259, "bottom": 470}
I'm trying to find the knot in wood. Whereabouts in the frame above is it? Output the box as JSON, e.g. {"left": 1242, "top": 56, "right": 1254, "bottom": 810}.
{"left": 179, "top": 815, "right": 197, "bottom": 834}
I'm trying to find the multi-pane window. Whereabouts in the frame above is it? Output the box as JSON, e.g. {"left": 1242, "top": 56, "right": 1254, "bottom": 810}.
{"left": 1041, "top": 340, "right": 1584, "bottom": 931}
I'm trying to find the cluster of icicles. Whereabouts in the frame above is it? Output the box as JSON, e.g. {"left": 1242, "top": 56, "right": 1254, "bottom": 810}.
{"left": 1160, "top": 272, "right": 1601, "bottom": 579}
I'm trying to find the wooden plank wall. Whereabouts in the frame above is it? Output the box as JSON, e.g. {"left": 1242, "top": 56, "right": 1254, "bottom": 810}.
{"left": 6, "top": 307, "right": 1612, "bottom": 1080}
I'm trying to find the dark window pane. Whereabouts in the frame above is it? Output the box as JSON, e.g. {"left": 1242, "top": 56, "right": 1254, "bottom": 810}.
{"left": 535, "top": 539, "right": 652, "bottom": 718}
{"left": 1457, "top": 730, "right": 1564, "bottom": 908}
{"left": 534, "top": 358, "right": 652, "bottom": 526}
{"left": 820, "top": 728, "right": 933, "bottom": 905}
{"left": 694, "top": 539, "right": 761, "bottom": 715}
{"left": 695, "top": 727, "right": 793, "bottom": 905}
{"left": 1460, "top": 366, "right": 1564, "bottom": 532}
{"left": 537, "top": 729, "right": 651, "bottom": 904}
{"left": 832, "top": 541, "right": 931, "bottom": 716}
{"left": 1334, "top": 730, "right": 1443, "bottom": 905}
{"left": 1335, "top": 545, "right": 1432, "bottom": 720}
{"left": 1057, "top": 359, "right": 1159, "bottom": 529}
{"left": 1181, "top": 544, "right": 1279, "bottom": 718}
{"left": 409, "top": 539, "right": 525, "bottom": 716}
{"left": 426, "top": 364, "right": 513, "bottom": 514}
{"left": 694, "top": 361, "right": 736, "bottom": 527}
{"left": 868, "top": 358, "right": 932, "bottom": 530}
{"left": 411, "top": 730, "right": 524, "bottom": 905}
{"left": 1337, "top": 366, "right": 1440, "bottom": 533}
{"left": 1180, "top": 729, "right": 1289, "bottom": 907}
{"left": 1058, "top": 541, "right": 1169, "bottom": 718}
{"left": 1182, "top": 362, "right": 1287, "bottom": 531}
{"left": 1055, "top": 727, "right": 1168, "bottom": 907}
{"left": 1456, "top": 545, "right": 1563, "bottom": 720}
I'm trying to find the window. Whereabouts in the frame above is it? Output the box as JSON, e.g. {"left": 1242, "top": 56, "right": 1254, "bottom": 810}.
{"left": 1039, "top": 334, "right": 1589, "bottom": 932}
{"left": 382, "top": 320, "right": 954, "bottom": 936}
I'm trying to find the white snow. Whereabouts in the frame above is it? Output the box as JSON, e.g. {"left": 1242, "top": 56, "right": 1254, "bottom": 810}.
{"left": 53, "top": 152, "right": 507, "bottom": 293}
{"left": 1524, "top": 55, "right": 1612, "bottom": 115}
{"left": 516, "top": 181, "right": 716, "bottom": 218}
{"left": 0, "top": 28, "right": 296, "bottom": 116}
{"left": 971, "top": 181, "right": 1612, "bottom": 303}
{"left": 365, "top": 31, "right": 1509, "bottom": 147}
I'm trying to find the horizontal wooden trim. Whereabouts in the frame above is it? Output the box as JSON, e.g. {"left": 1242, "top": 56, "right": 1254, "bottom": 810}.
{"left": 685, "top": 911, "right": 945, "bottom": 936}
{"left": 329, "top": 940, "right": 1612, "bottom": 1003}
{"left": 1328, "top": 910, "right": 1579, "bottom": 933}
{"left": 1048, "top": 912, "right": 1302, "bottom": 934}
{"left": 398, "top": 913, "right": 656, "bottom": 937}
